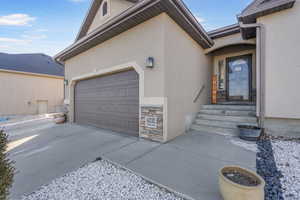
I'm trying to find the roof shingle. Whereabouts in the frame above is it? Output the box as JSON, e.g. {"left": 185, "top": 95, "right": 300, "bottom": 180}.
{"left": 0, "top": 53, "right": 64, "bottom": 77}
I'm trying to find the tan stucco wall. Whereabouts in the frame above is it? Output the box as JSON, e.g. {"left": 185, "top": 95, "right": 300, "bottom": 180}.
{"left": 0, "top": 71, "right": 64, "bottom": 116}
{"left": 258, "top": 0, "right": 300, "bottom": 119}
{"left": 87, "top": 0, "right": 134, "bottom": 34}
{"left": 64, "top": 13, "right": 213, "bottom": 142}
{"left": 65, "top": 14, "right": 166, "bottom": 139}
{"left": 163, "top": 15, "right": 212, "bottom": 141}
{"left": 65, "top": 13, "right": 165, "bottom": 100}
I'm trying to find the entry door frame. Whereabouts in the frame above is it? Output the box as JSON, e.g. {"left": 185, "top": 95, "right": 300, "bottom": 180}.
{"left": 226, "top": 54, "right": 253, "bottom": 102}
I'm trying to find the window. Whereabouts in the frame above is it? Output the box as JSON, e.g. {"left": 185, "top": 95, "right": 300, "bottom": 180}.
{"left": 218, "top": 60, "right": 225, "bottom": 90}
{"left": 102, "top": 1, "right": 108, "bottom": 16}
{"left": 101, "top": 0, "right": 109, "bottom": 18}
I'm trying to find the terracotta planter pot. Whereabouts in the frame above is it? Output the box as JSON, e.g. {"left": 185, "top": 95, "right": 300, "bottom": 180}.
{"left": 219, "top": 166, "right": 265, "bottom": 200}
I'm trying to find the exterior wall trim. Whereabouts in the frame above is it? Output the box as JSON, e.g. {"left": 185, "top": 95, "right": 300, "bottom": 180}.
{"left": 205, "top": 42, "right": 256, "bottom": 55}
{"left": 76, "top": 0, "right": 139, "bottom": 41}
{"left": 68, "top": 61, "right": 144, "bottom": 122}
{"left": 55, "top": 0, "right": 213, "bottom": 62}
{"left": 67, "top": 61, "right": 168, "bottom": 142}
{"left": 208, "top": 24, "right": 241, "bottom": 39}
{"left": 0, "top": 69, "right": 64, "bottom": 80}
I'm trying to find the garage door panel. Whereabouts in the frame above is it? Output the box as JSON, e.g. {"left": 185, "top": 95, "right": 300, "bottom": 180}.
{"left": 77, "top": 88, "right": 139, "bottom": 99}
{"left": 75, "top": 70, "right": 139, "bottom": 136}
{"left": 75, "top": 88, "right": 139, "bottom": 100}
{"left": 75, "top": 96, "right": 139, "bottom": 102}
{"left": 77, "top": 117, "right": 138, "bottom": 135}
{"left": 75, "top": 101, "right": 139, "bottom": 111}
{"left": 75, "top": 110, "right": 139, "bottom": 119}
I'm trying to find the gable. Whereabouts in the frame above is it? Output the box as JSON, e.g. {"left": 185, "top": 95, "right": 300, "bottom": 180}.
{"left": 55, "top": 0, "right": 213, "bottom": 62}
{"left": 76, "top": 0, "right": 138, "bottom": 40}
{"left": 239, "top": 0, "right": 296, "bottom": 23}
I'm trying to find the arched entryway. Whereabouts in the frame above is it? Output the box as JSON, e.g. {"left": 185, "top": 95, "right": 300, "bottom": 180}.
{"left": 209, "top": 44, "right": 257, "bottom": 104}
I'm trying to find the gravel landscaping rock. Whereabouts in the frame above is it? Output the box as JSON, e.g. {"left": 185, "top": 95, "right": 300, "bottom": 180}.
{"left": 21, "top": 159, "right": 184, "bottom": 200}
{"left": 257, "top": 136, "right": 300, "bottom": 200}
{"left": 272, "top": 140, "right": 300, "bottom": 200}
{"left": 256, "top": 138, "right": 284, "bottom": 200}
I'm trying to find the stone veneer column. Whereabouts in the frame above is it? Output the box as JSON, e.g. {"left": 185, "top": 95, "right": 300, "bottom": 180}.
{"left": 140, "top": 105, "right": 164, "bottom": 142}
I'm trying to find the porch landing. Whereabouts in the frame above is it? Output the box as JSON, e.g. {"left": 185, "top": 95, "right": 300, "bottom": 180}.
{"left": 216, "top": 101, "right": 256, "bottom": 105}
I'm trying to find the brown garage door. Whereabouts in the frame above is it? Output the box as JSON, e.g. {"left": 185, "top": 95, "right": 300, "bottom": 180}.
{"left": 75, "top": 70, "right": 139, "bottom": 136}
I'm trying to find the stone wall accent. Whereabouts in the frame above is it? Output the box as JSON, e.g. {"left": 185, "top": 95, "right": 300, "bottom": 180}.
{"left": 140, "top": 105, "right": 164, "bottom": 142}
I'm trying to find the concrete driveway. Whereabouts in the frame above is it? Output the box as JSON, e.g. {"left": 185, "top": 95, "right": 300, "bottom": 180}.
{"left": 6, "top": 119, "right": 256, "bottom": 200}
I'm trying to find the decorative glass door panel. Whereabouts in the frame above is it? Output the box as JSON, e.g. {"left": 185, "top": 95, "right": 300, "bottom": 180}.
{"left": 227, "top": 55, "right": 251, "bottom": 101}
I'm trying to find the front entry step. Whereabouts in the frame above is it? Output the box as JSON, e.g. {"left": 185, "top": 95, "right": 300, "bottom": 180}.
{"left": 197, "top": 114, "right": 257, "bottom": 123}
{"left": 199, "top": 109, "right": 256, "bottom": 117}
{"left": 201, "top": 104, "right": 256, "bottom": 111}
{"left": 191, "top": 104, "right": 258, "bottom": 137}
{"left": 195, "top": 119, "right": 257, "bottom": 129}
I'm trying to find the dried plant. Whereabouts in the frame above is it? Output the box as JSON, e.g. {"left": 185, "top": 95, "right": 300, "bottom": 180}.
{"left": 0, "top": 130, "right": 14, "bottom": 200}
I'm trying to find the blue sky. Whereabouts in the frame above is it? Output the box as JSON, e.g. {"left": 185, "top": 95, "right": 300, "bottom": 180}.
{"left": 0, "top": 0, "right": 252, "bottom": 56}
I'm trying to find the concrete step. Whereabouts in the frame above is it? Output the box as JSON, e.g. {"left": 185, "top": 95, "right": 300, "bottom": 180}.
{"left": 197, "top": 114, "right": 257, "bottom": 123}
{"left": 194, "top": 119, "right": 258, "bottom": 129}
{"left": 199, "top": 109, "right": 256, "bottom": 117}
{"left": 191, "top": 124, "right": 238, "bottom": 137}
{"left": 201, "top": 105, "right": 256, "bottom": 111}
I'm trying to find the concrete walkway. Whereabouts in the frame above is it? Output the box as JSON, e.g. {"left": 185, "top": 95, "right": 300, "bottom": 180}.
{"left": 7, "top": 121, "right": 256, "bottom": 200}
{"left": 106, "top": 131, "right": 257, "bottom": 200}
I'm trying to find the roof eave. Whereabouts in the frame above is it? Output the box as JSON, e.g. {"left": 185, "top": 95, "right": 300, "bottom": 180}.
{"left": 238, "top": 0, "right": 296, "bottom": 24}
{"left": 238, "top": 0, "right": 295, "bottom": 40}
{"left": 55, "top": 0, "right": 213, "bottom": 62}
{"left": 208, "top": 24, "right": 241, "bottom": 39}
{"left": 76, "top": 0, "right": 141, "bottom": 41}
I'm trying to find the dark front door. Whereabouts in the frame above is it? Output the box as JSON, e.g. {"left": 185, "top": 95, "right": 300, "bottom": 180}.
{"left": 226, "top": 55, "right": 252, "bottom": 101}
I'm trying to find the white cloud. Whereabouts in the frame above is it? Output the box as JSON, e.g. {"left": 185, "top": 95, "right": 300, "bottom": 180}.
{"left": 0, "top": 40, "right": 71, "bottom": 56}
{"left": 0, "top": 45, "right": 9, "bottom": 49}
{"left": 20, "top": 29, "right": 48, "bottom": 41}
{"left": 0, "top": 14, "right": 36, "bottom": 26}
{"left": 22, "top": 34, "right": 47, "bottom": 40}
{"left": 68, "top": 0, "right": 86, "bottom": 3}
{"left": 192, "top": 13, "right": 219, "bottom": 31}
{"left": 0, "top": 28, "right": 53, "bottom": 55}
{"left": 0, "top": 37, "right": 30, "bottom": 44}
{"left": 0, "top": 33, "right": 71, "bottom": 56}
{"left": 35, "top": 29, "right": 48, "bottom": 32}
{"left": 195, "top": 15, "right": 206, "bottom": 23}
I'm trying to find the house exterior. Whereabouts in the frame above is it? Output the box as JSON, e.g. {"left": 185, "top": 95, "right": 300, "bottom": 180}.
{"left": 0, "top": 53, "right": 64, "bottom": 116}
{"left": 55, "top": 0, "right": 300, "bottom": 142}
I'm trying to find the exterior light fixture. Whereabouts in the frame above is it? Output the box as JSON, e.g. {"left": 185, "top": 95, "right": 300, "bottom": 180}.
{"left": 146, "top": 57, "right": 154, "bottom": 69}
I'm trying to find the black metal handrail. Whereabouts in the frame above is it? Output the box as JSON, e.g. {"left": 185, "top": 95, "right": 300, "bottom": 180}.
{"left": 193, "top": 85, "right": 205, "bottom": 103}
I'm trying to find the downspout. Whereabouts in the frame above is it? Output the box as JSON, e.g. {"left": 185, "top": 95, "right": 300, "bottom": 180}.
{"left": 239, "top": 22, "right": 265, "bottom": 128}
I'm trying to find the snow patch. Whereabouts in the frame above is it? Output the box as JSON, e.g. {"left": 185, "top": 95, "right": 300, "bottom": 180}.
{"left": 230, "top": 139, "right": 258, "bottom": 152}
